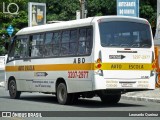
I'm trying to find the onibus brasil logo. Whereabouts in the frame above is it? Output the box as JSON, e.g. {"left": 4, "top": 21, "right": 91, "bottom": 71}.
{"left": 3, "top": 2, "right": 19, "bottom": 15}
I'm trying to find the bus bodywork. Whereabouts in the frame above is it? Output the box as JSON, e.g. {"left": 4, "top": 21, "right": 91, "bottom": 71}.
{"left": 5, "top": 16, "right": 155, "bottom": 104}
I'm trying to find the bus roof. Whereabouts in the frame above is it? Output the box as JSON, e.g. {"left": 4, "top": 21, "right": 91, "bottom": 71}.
{"left": 16, "top": 16, "right": 149, "bottom": 36}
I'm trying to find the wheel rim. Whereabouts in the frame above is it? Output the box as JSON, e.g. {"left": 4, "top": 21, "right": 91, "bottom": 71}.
{"left": 9, "top": 81, "right": 16, "bottom": 97}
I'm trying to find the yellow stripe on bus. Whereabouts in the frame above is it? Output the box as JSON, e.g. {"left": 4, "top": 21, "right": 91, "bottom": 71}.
{"left": 5, "top": 63, "right": 93, "bottom": 72}
{"left": 100, "top": 63, "right": 152, "bottom": 70}
{"left": 5, "top": 63, "right": 153, "bottom": 72}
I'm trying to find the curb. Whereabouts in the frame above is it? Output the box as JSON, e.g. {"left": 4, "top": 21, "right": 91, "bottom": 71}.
{"left": 0, "top": 81, "right": 4, "bottom": 87}
{"left": 121, "top": 95, "right": 160, "bottom": 103}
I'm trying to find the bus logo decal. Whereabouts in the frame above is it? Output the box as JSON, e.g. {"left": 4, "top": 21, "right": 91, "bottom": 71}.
{"left": 34, "top": 72, "right": 48, "bottom": 77}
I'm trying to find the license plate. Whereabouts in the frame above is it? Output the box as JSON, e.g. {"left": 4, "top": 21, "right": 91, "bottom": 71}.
{"left": 121, "top": 83, "right": 133, "bottom": 87}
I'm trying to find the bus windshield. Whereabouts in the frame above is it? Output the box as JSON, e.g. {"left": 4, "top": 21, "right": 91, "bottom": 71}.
{"left": 99, "top": 21, "right": 152, "bottom": 48}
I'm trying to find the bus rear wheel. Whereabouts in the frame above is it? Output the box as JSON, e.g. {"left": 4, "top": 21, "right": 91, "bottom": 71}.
{"left": 56, "top": 83, "right": 73, "bottom": 105}
{"left": 100, "top": 94, "right": 121, "bottom": 104}
{"left": 8, "top": 79, "right": 21, "bottom": 99}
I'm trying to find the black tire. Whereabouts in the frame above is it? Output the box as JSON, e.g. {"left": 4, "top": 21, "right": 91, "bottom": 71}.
{"left": 156, "top": 73, "right": 160, "bottom": 86}
{"left": 56, "top": 83, "right": 72, "bottom": 105}
{"left": 100, "top": 94, "right": 121, "bottom": 104}
{"left": 8, "top": 79, "right": 21, "bottom": 99}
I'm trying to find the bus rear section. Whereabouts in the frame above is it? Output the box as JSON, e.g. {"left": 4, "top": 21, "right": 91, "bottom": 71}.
{"left": 93, "top": 17, "right": 155, "bottom": 103}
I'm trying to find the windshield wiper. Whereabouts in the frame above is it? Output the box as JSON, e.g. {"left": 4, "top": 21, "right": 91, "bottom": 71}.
{"left": 109, "top": 44, "right": 119, "bottom": 47}
{"left": 120, "top": 44, "right": 129, "bottom": 47}
{"left": 142, "top": 44, "right": 150, "bottom": 47}
{"left": 131, "top": 44, "right": 140, "bottom": 47}
{"left": 101, "top": 43, "right": 109, "bottom": 47}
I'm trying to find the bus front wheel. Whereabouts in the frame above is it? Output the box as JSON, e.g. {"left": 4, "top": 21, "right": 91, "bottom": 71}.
{"left": 56, "top": 83, "right": 72, "bottom": 105}
{"left": 8, "top": 79, "right": 21, "bottom": 99}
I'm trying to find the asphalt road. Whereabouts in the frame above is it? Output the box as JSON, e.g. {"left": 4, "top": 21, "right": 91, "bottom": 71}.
{"left": 0, "top": 87, "right": 160, "bottom": 120}
{"left": 0, "top": 87, "right": 160, "bottom": 111}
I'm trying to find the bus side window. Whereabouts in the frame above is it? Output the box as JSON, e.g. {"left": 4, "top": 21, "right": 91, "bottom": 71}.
{"left": 78, "top": 28, "right": 86, "bottom": 55}
{"left": 86, "top": 28, "right": 92, "bottom": 54}
{"left": 61, "top": 30, "right": 70, "bottom": 56}
{"left": 52, "top": 32, "right": 61, "bottom": 56}
{"left": 70, "top": 29, "right": 77, "bottom": 55}
{"left": 29, "top": 36, "right": 32, "bottom": 57}
{"left": 11, "top": 36, "right": 29, "bottom": 59}
{"left": 31, "top": 34, "right": 44, "bottom": 57}
{"left": 44, "top": 32, "right": 53, "bottom": 57}
{"left": 14, "top": 39, "right": 21, "bottom": 58}
{"left": 8, "top": 37, "right": 16, "bottom": 61}
{"left": 19, "top": 36, "right": 29, "bottom": 58}
{"left": 7, "top": 35, "right": 29, "bottom": 61}
{"left": 78, "top": 28, "right": 92, "bottom": 55}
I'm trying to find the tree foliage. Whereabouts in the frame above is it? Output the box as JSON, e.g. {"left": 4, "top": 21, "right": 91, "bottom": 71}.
{"left": 0, "top": 0, "right": 157, "bottom": 55}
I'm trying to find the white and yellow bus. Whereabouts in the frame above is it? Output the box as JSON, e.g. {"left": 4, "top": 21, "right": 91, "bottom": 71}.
{"left": 5, "top": 16, "right": 156, "bottom": 105}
